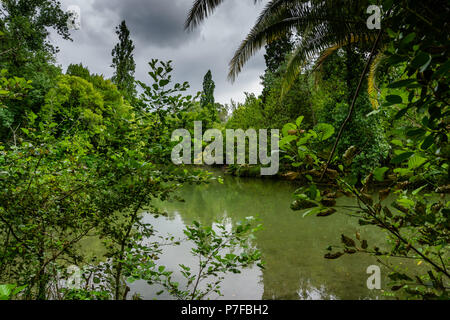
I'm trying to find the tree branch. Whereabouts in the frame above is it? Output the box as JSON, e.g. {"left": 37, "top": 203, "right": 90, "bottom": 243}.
{"left": 320, "top": 27, "right": 384, "bottom": 180}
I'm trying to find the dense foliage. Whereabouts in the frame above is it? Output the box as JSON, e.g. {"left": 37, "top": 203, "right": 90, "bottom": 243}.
{"left": 188, "top": 0, "right": 449, "bottom": 300}
{"left": 0, "top": 0, "right": 448, "bottom": 301}
{"left": 0, "top": 3, "right": 262, "bottom": 300}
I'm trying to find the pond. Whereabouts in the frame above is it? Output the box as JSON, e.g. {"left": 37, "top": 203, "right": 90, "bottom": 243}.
{"left": 128, "top": 168, "right": 403, "bottom": 300}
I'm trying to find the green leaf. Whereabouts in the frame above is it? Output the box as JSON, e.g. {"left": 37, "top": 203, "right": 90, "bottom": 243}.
{"left": 401, "top": 32, "right": 416, "bottom": 45}
{"left": 159, "top": 79, "right": 170, "bottom": 87}
{"left": 301, "top": 207, "right": 321, "bottom": 218}
{"left": 411, "top": 52, "right": 431, "bottom": 70}
{"left": 420, "top": 135, "right": 434, "bottom": 150}
{"left": 406, "top": 128, "right": 426, "bottom": 138}
{"left": 382, "top": 0, "right": 393, "bottom": 10}
{"left": 295, "top": 116, "right": 304, "bottom": 127}
{"left": 393, "top": 168, "right": 412, "bottom": 176}
{"left": 391, "top": 152, "right": 414, "bottom": 164}
{"left": 0, "top": 284, "right": 15, "bottom": 300}
{"left": 385, "top": 95, "right": 403, "bottom": 105}
{"left": 280, "top": 135, "right": 297, "bottom": 148}
{"left": 387, "top": 79, "right": 417, "bottom": 88}
{"left": 408, "top": 154, "right": 427, "bottom": 169}
{"left": 366, "top": 109, "right": 381, "bottom": 117}
{"left": 396, "top": 198, "right": 415, "bottom": 209}
{"left": 313, "top": 123, "right": 335, "bottom": 141}
{"left": 391, "top": 139, "right": 403, "bottom": 147}
{"left": 419, "top": 56, "right": 432, "bottom": 72}
{"left": 386, "top": 54, "right": 407, "bottom": 65}
{"left": 305, "top": 184, "right": 319, "bottom": 200}
{"left": 373, "top": 167, "right": 389, "bottom": 182}
{"left": 282, "top": 123, "right": 296, "bottom": 137}
{"left": 394, "top": 107, "right": 409, "bottom": 119}
{"left": 385, "top": 27, "right": 396, "bottom": 37}
{"left": 412, "top": 185, "right": 427, "bottom": 195}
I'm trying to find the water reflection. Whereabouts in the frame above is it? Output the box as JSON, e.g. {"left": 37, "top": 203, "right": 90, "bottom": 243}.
{"left": 297, "top": 279, "right": 337, "bottom": 300}
{"left": 135, "top": 171, "right": 393, "bottom": 300}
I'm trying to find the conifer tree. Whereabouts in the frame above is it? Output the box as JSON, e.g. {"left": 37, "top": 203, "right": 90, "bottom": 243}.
{"left": 201, "top": 70, "right": 216, "bottom": 122}
{"left": 111, "top": 21, "right": 136, "bottom": 101}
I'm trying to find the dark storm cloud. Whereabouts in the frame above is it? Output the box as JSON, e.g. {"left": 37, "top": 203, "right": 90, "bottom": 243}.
{"left": 91, "top": 0, "right": 200, "bottom": 48}
{"left": 53, "top": 0, "right": 267, "bottom": 104}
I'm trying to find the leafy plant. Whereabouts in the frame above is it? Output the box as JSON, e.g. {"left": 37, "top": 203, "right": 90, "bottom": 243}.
{"left": 281, "top": 0, "right": 450, "bottom": 299}
{"left": 0, "top": 284, "right": 27, "bottom": 300}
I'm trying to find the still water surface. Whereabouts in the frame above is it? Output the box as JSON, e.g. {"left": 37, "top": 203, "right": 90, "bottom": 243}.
{"left": 129, "top": 169, "right": 396, "bottom": 300}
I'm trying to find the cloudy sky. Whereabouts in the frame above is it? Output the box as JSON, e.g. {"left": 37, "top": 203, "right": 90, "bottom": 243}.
{"left": 50, "top": 0, "right": 268, "bottom": 104}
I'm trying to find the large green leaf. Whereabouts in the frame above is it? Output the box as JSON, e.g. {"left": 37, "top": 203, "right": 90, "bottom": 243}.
{"left": 373, "top": 167, "right": 389, "bottom": 182}
{"left": 0, "top": 284, "right": 15, "bottom": 300}
{"left": 408, "top": 154, "right": 427, "bottom": 169}
{"left": 313, "top": 123, "right": 335, "bottom": 141}
{"left": 387, "top": 79, "right": 417, "bottom": 88}
{"left": 391, "top": 152, "right": 414, "bottom": 164}
{"left": 420, "top": 135, "right": 434, "bottom": 150}
{"left": 296, "top": 116, "right": 304, "bottom": 127}
{"left": 385, "top": 95, "right": 403, "bottom": 105}
{"left": 406, "top": 128, "right": 426, "bottom": 138}
{"left": 401, "top": 32, "right": 416, "bottom": 45}
{"left": 280, "top": 135, "right": 297, "bottom": 148}
{"left": 282, "top": 123, "right": 296, "bottom": 137}
{"left": 410, "top": 52, "right": 431, "bottom": 71}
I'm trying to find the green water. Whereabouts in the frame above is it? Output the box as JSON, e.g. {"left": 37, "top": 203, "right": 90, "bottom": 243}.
{"left": 129, "top": 169, "right": 402, "bottom": 300}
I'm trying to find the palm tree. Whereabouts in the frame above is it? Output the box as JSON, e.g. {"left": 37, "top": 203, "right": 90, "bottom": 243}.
{"left": 186, "top": 1, "right": 447, "bottom": 108}
{"left": 186, "top": 0, "right": 391, "bottom": 182}
{"left": 186, "top": 1, "right": 392, "bottom": 106}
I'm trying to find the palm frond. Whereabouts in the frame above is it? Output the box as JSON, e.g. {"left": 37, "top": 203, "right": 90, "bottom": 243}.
{"left": 281, "top": 31, "right": 377, "bottom": 97}
{"left": 228, "top": 1, "right": 333, "bottom": 81}
{"left": 185, "top": 0, "right": 226, "bottom": 30}
{"left": 228, "top": 0, "right": 371, "bottom": 82}
{"left": 368, "top": 51, "right": 385, "bottom": 109}
{"left": 185, "top": 0, "right": 263, "bottom": 30}
{"left": 280, "top": 45, "right": 308, "bottom": 97}
{"left": 314, "top": 34, "right": 375, "bottom": 70}
{"left": 228, "top": 13, "right": 299, "bottom": 82}
{"left": 253, "top": 0, "right": 307, "bottom": 28}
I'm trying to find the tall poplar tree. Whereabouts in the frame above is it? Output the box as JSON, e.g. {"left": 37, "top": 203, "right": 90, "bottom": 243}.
{"left": 201, "top": 70, "right": 216, "bottom": 122}
{"left": 111, "top": 20, "right": 136, "bottom": 101}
